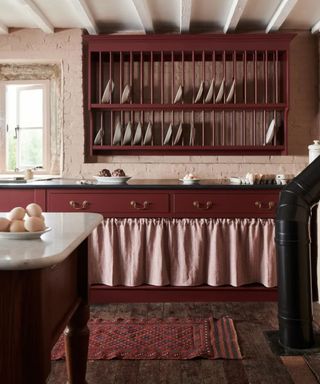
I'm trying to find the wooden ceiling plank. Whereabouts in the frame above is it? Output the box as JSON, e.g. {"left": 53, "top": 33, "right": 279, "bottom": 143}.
{"left": 131, "top": 0, "right": 154, "bottom": 33}
{"left": 180, "top": 0, "right": 192, "bottom": 33}
{"left": 311, "top": 19, "right": 320, "bottom": 34}
{"left": 70, "top": 0, "right": 98, "bottom": 35}
{"left": 223, "top": 0, "right": 248, "bottom": 33}
{"left": 19, "top": 0, "right": 54, "bottom": 33}
{"left": 0, "top": 20, "right": 8, "bottom": 34}
{"left": 265, "top": 0, "right": 298, "bottom": 33}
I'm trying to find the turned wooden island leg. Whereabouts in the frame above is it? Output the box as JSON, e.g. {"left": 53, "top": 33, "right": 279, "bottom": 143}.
{"left": 64, "top": 302, "right": 90, "bottom": 384}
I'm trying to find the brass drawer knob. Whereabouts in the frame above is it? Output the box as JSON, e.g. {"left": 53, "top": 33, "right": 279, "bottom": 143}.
{"left": 130, "top": 201, "right": 150, "bottom": 210}
{"left": 255, "top": 201, "right": 275, "bottom": 210}
{"left": 69, "top": 200, "right": 89, "bottom": 210}
{"left": 193, "top": 201, "right": 213, "bottom": 210}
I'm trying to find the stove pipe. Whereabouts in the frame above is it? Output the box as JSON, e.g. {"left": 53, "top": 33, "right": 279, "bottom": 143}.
{"left": 276, "top": 155, "right": 320, "bottom": 349}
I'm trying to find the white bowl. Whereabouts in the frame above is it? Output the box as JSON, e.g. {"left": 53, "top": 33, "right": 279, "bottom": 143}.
{"left": 94, "top": 176, "right": 131, "bottom": 184}
{"left": 179, "top": 178, "right": 200, "bottom": 184}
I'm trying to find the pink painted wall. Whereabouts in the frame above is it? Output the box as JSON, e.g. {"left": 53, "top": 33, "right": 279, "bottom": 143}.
{"left": 0, "top": 29, "right": 318, "bottom": 179}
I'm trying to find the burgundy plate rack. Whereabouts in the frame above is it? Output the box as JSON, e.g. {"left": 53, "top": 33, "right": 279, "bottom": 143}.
{"left": 84, "top": 34, "right": 295, "bottom": 156}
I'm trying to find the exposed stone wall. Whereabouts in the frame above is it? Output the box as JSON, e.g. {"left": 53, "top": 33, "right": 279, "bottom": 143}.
{"left": 0, "top": 29, "right": 318, "bottom": 179}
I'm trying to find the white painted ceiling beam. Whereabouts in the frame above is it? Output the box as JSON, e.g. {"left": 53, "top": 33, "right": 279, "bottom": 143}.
{"left": 18, "top": 0, "right": 54, "bottom": 33}
{"left": 265, "top": 0, "right": 298, "bottom": 33}
{"left": 70, "top": 0, "right": 98, "bottom": 35}
{"left": 180, "top": 0, "right": 192, "bottom": 33}
{"left": 131, "top": 0, "right": 154, "bottom": 33}
{"left": 311, "top": 19, "right": 320, "bottom": 34}
{"left": 223, "top": 0, "right": 247, "bottom": 33}
{"left": 0, "top": 20, "right": 8, "bottom": 34}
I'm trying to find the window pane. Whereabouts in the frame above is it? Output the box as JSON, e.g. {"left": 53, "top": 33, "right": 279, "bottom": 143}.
{"left": 18, "top": 88, "right": 43, "bottom": 128}
{"left": 18, "top": 129, "right": 43, "bottom": 168}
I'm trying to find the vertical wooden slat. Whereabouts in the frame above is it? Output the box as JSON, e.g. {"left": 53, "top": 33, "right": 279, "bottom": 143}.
{"left": 120, "top": 52, "right": 123, "bottom": 102}
{"left": 275, "top": 50, "right": 279, "bottom": 103}
{"left": 253, "top": 110, "right": 256, "bottom": 146}
{"left": 192, "top": 51, "right": 195, "bottom": 102}
{"left": 130, "top": 51, "right": 133, "bottom": 104}
{"left": 110, "top": 110, "right": 113, "bottom": 145}
{"left": 254, "top": 50, "right": 257, "bottom": 104}
{"left": 202, "top": 51, "right": 205, "bottom": 145}
{"left": 212, "top": 51, "right": 215, "bottom": 145}
{"left": 171, "top": 51, "right": 174, "bottom": 103}
{"left": 161, "top": 51, "right": 164, "bottom": 104}
{"left": 265, "top": 50, "right": 268, "bottom": 104}
{"left": 182, "top": 51, "right": 184, "bottom": 92}
{"left": 98, "top": 52, "right": 101, "bottom": 104}
{"left": 151, "top": 51, "right": 154, "bottom": 104}
{"left": 140, "top": 51, "right": 143, "bottom": 104}
{"left": 233, "top": 50, "right": 236, "bottom": 144}
{"left": 244, "top": 51, "right": 247, "bottom": 103}
{"left": 109, "top": 52, "right": 112, "bottom": 103}
{"left": 100, "top": 112, "right": 103, "bottom": 146}
{"left": 161, "top": 110, "right": 164, "bottom": 145}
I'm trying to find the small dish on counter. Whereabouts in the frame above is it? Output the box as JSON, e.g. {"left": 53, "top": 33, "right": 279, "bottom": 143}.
{"left": 179, "top": 178, "right": 200, "bottom": 184}
{"left": 0, "top": 227, "right": 51, "bottom": 240}
{"left": 229, "top": 177, "right": 241, "bottom": 184}
{"left": 94, "top": 176, "right": 131, "bottom": 184}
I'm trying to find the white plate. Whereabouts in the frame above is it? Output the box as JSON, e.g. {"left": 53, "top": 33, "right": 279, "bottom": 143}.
{"left": 173, "top": 122, "right": 183, "bottom": 145}
{"left": 0, "top": 227, "right": 52, "bottom": 240}
{"left": 229, "top": 177, "right": 241, "bottom": 184}
{"left": 94, "top": 176, "right": 131, "bottom": 184}
{"left": 179, "top": 178, "right": 201, "bottom": 184}
{"left": 215, "top": 78, "right": 225, "bottom": 103}
{"left": 122, "top": 122, "right": 132, "bottom": 145}
{"left": 143, "top": 122, "right": 152, "bottom": 145}
{"left": 112, "top": 122, "right": 122, "bottom": 145}
{"left": 204, "top": 79, "right": 214, "bottom": 103}
{"left": 189, "top": 123, "right": 195, "bottom": 146}
{"left": 265, "top": 118, "right": 276, "bottom": 144}
{"left": 121, "top": 84, "right": 131, "bottom": 104}
{"left": 173, "top": 85, "right": 183, "bottom": 104}
{"left": 163, "top": 123, "right": 173, "bottom": 145}
{"left": 194, "top": 81, "right": 204, "bottom": 103}
{"left": 226, "top": 79, "right": 235, "bottom": 103}
{"left": 101, "top": 79, "right": 114, "bottom": 103}
{"left": 93, "top": 127, "right": 104, "bottom": 145}
{"left": 133, "top": 121, "right": 142, "bottom": 145}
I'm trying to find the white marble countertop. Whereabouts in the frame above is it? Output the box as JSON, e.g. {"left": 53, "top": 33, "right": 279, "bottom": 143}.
{"left": 0, "top": 212, "right": 103, "bottom": 270}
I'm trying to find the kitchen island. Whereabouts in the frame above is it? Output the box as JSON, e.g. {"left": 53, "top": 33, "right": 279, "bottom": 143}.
{"left": 0, "top": 212, "right": 103, "bottom": 384}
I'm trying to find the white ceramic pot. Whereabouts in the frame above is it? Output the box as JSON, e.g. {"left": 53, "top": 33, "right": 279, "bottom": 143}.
{"left": 308, "top": 140, "right": 320, "bottom": 164}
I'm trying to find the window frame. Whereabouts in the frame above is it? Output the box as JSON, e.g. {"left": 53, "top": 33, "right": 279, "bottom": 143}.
{"left": 0, "top": 79, "right": 50, "bottom": 174}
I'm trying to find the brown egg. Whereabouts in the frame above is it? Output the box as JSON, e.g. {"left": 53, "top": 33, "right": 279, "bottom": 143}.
{"left": 0, "top": 217, "right": 11, "bottom": 232}
{"left": 7, "top": 207, "right": 26, "bottom": 221}
{"left": 24, "top": 216, "right": 46, "bottom": 232}
{"left": 10, "top": 220, "right": 26, "bottom": 232}
{"left": 26, "top": 203, "right": 43, "bottom": 217}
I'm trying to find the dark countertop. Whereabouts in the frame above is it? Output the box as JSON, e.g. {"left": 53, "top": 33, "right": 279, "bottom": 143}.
{"left": 0, "top": 178, "right": 283, "bottom": 190}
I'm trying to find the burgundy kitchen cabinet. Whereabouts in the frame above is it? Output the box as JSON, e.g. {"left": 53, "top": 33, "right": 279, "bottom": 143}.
{"left": 84, "top": 34, "right": 294, "bottom": 156}
{"left": 0, "top": 188, "right": 46, "bottom": 211}
{"left": 46, "top": 188, "right": 279, "bottom": 218}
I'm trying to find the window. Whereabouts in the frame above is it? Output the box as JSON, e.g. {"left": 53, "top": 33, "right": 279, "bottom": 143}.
{"left": 0, "top": 80, "right": 50, "bottom": 172}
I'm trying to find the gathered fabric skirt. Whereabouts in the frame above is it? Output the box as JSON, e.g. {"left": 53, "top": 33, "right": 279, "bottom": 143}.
{"left": 88, "top": 218, "right": 276, "bottom": 287}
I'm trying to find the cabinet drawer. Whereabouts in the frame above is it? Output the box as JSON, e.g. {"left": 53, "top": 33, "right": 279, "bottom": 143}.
{"left": 173, "top": 191, "right": 279, "bottom": 218}
{"left": 47, "top": 191, "right": 170, "bottom": 216}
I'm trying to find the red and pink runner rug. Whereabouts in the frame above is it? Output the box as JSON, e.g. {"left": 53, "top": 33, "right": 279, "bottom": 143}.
{"left": 52, "top": 316, "right": 242, "bottom": 360}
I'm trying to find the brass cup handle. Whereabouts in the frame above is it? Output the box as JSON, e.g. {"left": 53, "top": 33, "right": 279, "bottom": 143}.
{"left": 69, "top": 200, "right": 89, "bottom": 210}
{"left": 255, "top": 201, "right": 275, "bottom": 210}
{"left": 193, "top": 201, "right": 213, "bottom": 210}
{"left": 130, "top": 200, "right": 150, "bottom": 210}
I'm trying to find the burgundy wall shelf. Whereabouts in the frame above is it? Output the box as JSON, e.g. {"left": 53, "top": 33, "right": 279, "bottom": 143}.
{"left": 84, "top": 34, "right": 295, "bottom": 156}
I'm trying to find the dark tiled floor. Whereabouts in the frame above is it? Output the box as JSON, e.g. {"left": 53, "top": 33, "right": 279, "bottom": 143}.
{"left": 47, "top": 302, "right": 320, "bottom": 384}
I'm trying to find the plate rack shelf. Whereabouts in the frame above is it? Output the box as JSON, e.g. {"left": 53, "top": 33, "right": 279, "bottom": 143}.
{"left": 84, "top": 34, "right": 295, "bottom": 156}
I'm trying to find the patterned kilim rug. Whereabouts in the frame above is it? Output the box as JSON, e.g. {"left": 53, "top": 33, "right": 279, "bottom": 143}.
{"left": 51, "top": 316, "right": 242, "bottom": 360}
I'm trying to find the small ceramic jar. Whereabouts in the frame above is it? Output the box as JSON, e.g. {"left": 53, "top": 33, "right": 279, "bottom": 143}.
{"left": 308, "top": 140, "right": 320, "bottom": 164}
